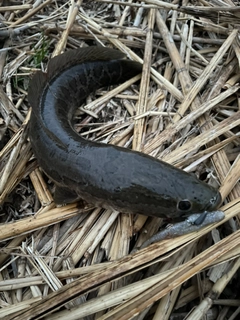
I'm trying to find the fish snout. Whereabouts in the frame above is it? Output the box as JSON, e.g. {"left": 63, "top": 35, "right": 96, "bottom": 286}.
{"left": 207, "top": 191, "right": 222, "bottom": 211}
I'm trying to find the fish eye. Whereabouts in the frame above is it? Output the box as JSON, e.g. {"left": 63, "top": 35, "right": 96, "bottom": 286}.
{"left": 177, "top": 199, "right": 192, "bottom": 212}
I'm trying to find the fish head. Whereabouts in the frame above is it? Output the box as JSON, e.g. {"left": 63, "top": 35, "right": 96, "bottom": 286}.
{"left": 171, "top": 181, "right": 222, "bottom": 220}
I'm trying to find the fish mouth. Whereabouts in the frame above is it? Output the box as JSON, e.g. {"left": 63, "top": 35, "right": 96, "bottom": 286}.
{"left": 206, "top": 191, "right": 222, "bottom": 211}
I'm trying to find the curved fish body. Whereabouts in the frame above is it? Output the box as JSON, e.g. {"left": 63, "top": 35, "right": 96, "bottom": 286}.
{"left": 28, "top": 47, "right": 221, "bottom": 220}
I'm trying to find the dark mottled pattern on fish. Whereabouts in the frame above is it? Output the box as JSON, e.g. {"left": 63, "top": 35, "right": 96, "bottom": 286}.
{"left": 28, "top": 47, "right": 222, "bottom": 219}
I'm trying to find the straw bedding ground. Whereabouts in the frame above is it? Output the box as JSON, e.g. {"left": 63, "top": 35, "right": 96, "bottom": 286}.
{"left": 0, "top": 1, "right": 240, "bottom": 319}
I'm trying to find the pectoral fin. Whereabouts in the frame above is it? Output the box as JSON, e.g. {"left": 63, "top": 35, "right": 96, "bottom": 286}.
{"left": 54, "top": 186, "right": 80, "bottom": 205}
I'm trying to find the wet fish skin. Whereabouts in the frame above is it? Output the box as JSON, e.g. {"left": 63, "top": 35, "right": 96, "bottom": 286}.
{"left": 28, "top": 47, "right": 222, "bottom": 219}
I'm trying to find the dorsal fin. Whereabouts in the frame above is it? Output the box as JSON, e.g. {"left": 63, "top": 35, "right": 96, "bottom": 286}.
{"left": 28, "top": 70, "right": 47, "bottom": 113}
{"left": 47, "top": 47, "right": 126, "bottom": 79}
{"left": 28, "top": 47, "right": 128, "bottom": 113}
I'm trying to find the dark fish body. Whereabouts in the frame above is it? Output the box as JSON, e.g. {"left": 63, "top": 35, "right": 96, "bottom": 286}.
{"left": 28, "top": 47, "right": 221, "bottom": 219}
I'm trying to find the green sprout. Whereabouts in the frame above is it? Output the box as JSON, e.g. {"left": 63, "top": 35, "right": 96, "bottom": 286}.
{"left": 32, "top": 34, "right": 50, "bottom": 68}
